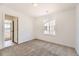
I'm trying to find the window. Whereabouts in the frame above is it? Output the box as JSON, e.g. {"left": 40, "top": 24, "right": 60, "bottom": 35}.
{"left": 43, "top": 19, "right": 56, "bottom": 36}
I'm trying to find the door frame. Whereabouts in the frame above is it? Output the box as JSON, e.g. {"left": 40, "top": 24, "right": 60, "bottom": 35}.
{"left": 10, "top": 20, "right": 14, "bottom": 43}
{"left": 3, "top": 14, "right": 19, "bottom": 48}
{"left": 12, "top": 17, "right": 18, "bottom": 44}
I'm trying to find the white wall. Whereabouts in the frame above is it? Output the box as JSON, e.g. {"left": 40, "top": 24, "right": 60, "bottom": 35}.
{"left": 34, "top": 8, "right": 76, "bottom": 48}
{"left": 0, "top": 6, "right": 34, "bottom": 49}
{"left": 76, "top": 4, "right": 79, "bottom": 55}
{"left": 0, "top": 5, "right": 76, "bottom": 50}
{"left": 18, "top": 14, "right": 34, "bottom": 43}
{"left": 0, "top": 7, "right": 3, "bottom": 49}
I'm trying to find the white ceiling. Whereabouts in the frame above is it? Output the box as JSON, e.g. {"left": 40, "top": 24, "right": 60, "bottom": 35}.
{"left": 0, "top": 3, "right": 76, "bottom": 17}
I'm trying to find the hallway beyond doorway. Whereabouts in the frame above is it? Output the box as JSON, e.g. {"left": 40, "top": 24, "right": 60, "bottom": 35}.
{"left": 3, "top": 14, "right": 18, "bottom": 48}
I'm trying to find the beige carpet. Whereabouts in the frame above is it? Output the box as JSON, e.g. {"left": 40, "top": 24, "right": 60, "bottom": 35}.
{"left": 0, "top": 39, "right": 77, "bottom": 56}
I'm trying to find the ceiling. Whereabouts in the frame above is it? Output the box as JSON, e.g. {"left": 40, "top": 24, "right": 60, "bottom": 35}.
{"left": 0, "top": 3, "right": 76, "bottom": 17}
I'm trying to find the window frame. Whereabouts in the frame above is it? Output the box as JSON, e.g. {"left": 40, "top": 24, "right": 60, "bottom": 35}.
{"left": 43, "top": 19, "right": 56, "bottom": 36}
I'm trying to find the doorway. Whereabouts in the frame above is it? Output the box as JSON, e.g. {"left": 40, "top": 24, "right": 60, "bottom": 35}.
{"left": 3, "top": 14, "right": 18, "bottom": 48}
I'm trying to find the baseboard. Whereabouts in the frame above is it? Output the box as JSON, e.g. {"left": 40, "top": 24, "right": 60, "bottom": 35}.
{"left": 34, "top": 39, "right": 75, "bottom": 49}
